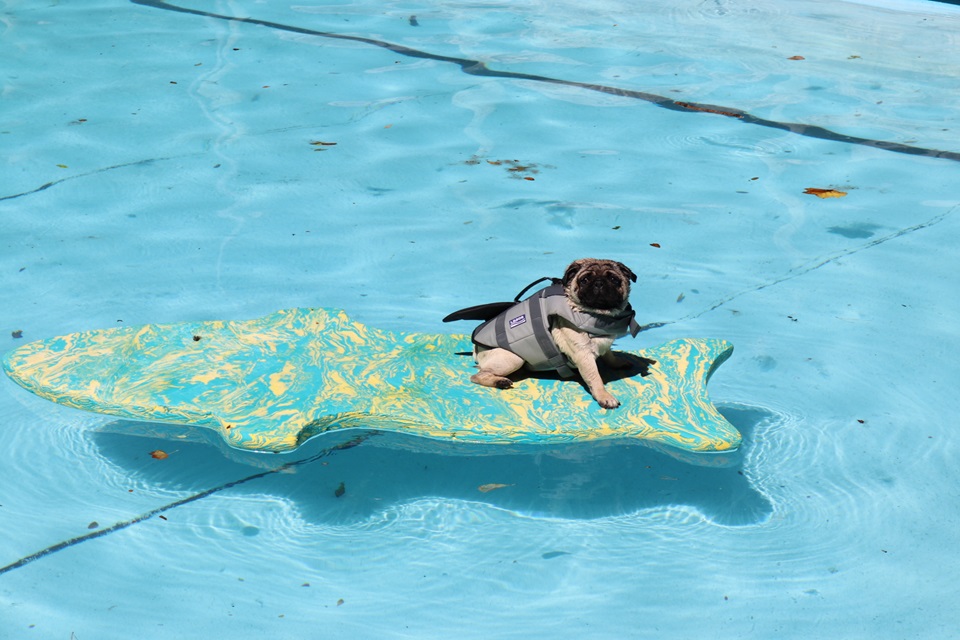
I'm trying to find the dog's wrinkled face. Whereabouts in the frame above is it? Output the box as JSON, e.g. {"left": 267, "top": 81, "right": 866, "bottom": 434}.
{"left": 562, "top": 258, "right": 637, "bottom": 312}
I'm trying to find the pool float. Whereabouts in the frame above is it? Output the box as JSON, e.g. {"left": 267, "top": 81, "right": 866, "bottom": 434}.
{"left": 2, "top": 307, "right": 739, "bottom": 454}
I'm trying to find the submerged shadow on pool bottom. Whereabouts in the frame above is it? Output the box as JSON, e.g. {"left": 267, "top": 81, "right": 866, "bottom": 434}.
{"left": 91, "top": 406, "right": 773, "bottom": 527}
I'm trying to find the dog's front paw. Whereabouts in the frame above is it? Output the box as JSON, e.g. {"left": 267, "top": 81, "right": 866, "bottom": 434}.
{"left": 595, "top": 392, "right": 621, "bottom": 409}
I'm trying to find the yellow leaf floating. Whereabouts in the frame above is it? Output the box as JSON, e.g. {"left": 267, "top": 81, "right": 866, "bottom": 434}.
{"left": 804, "top": 188, "right": 847, "bottom": 199}
{"left": 478, "top": 483, "right": 514, "bottom": 493}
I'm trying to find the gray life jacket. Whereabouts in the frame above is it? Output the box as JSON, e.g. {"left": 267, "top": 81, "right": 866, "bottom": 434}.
{"left": 471, "top": 284, "right": 640, "bottom": 377}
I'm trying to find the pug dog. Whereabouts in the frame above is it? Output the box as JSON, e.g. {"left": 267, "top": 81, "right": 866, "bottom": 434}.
{"left": 471, "top": 258, "right": 639, "bottom": 409}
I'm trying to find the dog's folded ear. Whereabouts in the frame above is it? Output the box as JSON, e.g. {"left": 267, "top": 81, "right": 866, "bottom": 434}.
{"left": 617, "top": 262, "right": 638, "bottom": 283}
{"left": 562, "top": 260, "right": 585, "bottom": 286}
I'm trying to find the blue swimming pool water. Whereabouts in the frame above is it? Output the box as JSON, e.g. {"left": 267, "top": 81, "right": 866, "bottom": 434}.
{"left": 3, "top": 0, "right": 960, "bottom": 637}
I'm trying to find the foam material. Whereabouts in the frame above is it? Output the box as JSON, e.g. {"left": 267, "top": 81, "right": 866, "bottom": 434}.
{"left": 2, "top": 308, "right": 740, "bottom": 453}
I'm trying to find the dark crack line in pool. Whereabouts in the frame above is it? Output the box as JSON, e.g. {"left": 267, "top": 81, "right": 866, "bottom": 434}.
{"left": 0, "top": 432, "right": 374, "bottom": 576}
{"left": 0, "top": 157, "right": 175, "bottom": 203}
{"left": 131, "top": 0, "right": 960, "bottom": 163}
{"left": 640, "top": 205, "right": 958, "bottom": 331}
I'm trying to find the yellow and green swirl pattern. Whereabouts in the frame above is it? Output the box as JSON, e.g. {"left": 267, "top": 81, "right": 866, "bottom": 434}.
{"left": 2, "top": 308, "right": 740, "bottom": 453}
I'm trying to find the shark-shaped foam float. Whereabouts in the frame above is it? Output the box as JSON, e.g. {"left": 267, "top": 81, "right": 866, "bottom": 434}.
{"left": 2, "top": 308, "right": 740, "bottom": 454}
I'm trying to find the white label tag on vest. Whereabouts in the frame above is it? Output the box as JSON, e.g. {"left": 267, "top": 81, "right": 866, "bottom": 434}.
{"left": 509, "top": 314, "right": 527, "bottom": 329}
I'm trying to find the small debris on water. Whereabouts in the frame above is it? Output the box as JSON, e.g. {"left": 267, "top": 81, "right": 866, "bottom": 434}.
{"left": 804, "top": 187, "right": 847, "bottom": 198}
{"left": 334, "top": 482, "right": 346, "bottom": 498}
{"left": 88, "top": 521, "right": 99, "bottom": 530}
{"left": 478, "top": 483, "right": 513, "bottom": 493}
{"left": 11, "top": 330, "right": 23, "bottom": 339}
{"left": 150, "top": 450, "right": 169, "bottom": 460}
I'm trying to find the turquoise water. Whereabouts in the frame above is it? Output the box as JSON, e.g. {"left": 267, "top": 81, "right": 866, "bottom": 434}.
{"left": 2, "top": 0, "right": 960, "bottom": 637}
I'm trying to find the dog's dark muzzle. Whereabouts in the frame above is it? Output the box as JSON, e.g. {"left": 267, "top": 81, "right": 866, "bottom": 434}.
{"left": 577, "top": 273, "right": 625, "bottom": 309}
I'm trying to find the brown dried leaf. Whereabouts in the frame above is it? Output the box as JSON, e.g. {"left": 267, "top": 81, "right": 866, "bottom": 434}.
{"left": 150, "top": 450, "right": 169, "bottom": 460}
{"left": 804, "top": 188, "right": 847, "bottom": 198}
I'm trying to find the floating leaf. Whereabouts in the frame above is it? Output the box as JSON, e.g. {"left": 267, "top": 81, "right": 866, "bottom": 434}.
{"left": 150, "top": 450, "right": 169, "bottom": 459}
{"left": 788, "top": 55, "right": 805, "bottom": 60}
{"left": 478, "top": 483, "right": 513, "bottom": 493}
{"left": 88, "top": 521, "right": 99, "bottom": 530}
{"left": 334, "top": 481, "right": 346, "bottom": 498}
{"left": 336, "top": 599, "right": 345, "bottom": 606}
{"left": 804, "top": 188, "right": 847, "bottom": 198}
{"left": 309, "top": 141, "right": 337, "bottom": 146}
{"left": 12, "top": 330, "right": 23, "bottom": 339}
{"left": 650, "top": 243, "right": 661, "bottom": 248}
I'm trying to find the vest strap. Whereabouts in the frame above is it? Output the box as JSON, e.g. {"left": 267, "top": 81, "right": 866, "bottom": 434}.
{"left": 529, "top": 288, "right": 574, "bottom": 377}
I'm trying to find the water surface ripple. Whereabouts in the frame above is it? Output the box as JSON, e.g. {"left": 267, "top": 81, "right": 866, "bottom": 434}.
{"left": 131, "top": 0, "right": 960, "bottom": 164}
